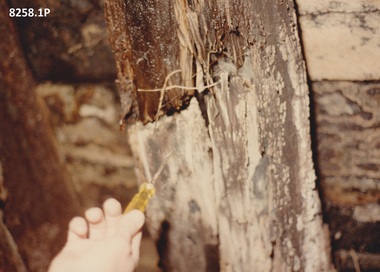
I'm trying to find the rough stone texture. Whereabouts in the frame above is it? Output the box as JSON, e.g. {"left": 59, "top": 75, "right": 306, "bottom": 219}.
{"left": 313, "top": 81, "right": 380, "bottom": 206}
{"left": 9, "top": 0, "right": 116, "bottom": 81}
{"left": 297, "top": 0, "right": 380, "bottom": 80}
{"left": 313, "top": 81, "right": 380, "bottom": 271}
{"left": 36, "top": 83, "right": 137, "bottom": 208}
{"left": 335, "top": 250, "right": 380, "bottom": 271}
{"left": 299, "top": 1, "right": 380, "bottom": 270}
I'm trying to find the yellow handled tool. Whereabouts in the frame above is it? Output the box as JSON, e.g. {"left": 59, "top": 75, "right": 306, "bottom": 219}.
{"left": 124, "top": 153, "right": 171, "bottom": 213}
{"left": 124, "top": 182, "right": 156, "bottom": 213}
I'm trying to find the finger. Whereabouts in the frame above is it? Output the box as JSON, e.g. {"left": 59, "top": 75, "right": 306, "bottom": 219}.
{"left": 67, "top": 216, "right": 87, "bottom": 242}
{"left": 85, "top": 207, "right": 106, "bottom": 239}
{"left": 131, "top": 231, "right": 143, "bottom": 265}
{"left": 103, "top": 198, "right": 123, "bottom": 236}
{"left": 117, "top": 210, "right": 145, "bottom": 241}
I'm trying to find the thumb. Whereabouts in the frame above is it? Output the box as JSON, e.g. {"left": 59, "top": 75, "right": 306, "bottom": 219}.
{"left": 117, "top": 210, "right": 145, "bottom": 241}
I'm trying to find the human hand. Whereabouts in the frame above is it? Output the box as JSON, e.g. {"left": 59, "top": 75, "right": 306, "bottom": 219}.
{"left": 48, "top": 198, "right": 145, "bottom": 272}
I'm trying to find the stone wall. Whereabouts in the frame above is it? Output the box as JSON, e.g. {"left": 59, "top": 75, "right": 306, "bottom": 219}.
{"left": 298, "top": 1, "right": 380, "bottom": 270}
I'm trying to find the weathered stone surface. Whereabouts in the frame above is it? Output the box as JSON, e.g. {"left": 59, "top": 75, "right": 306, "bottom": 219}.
{"left": 297, "top": 0, "right": 380, "bottom": 80}
{"left": 297, "top": 0, "right": 380, "bottom": 13}
{"left": 9, "top": 0, "right": 116, "bottom": 81}
{"left": 313, "top": 81, "right": 380, "bottom": 206}
{"left": 313, "top": 81, "right": 380, "bottom": 270}
{"left": 335, "top": 250, "right": 380, "bottom": 271}
{"left": 36, "top": 83, "right": 137, "bottom": 208}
